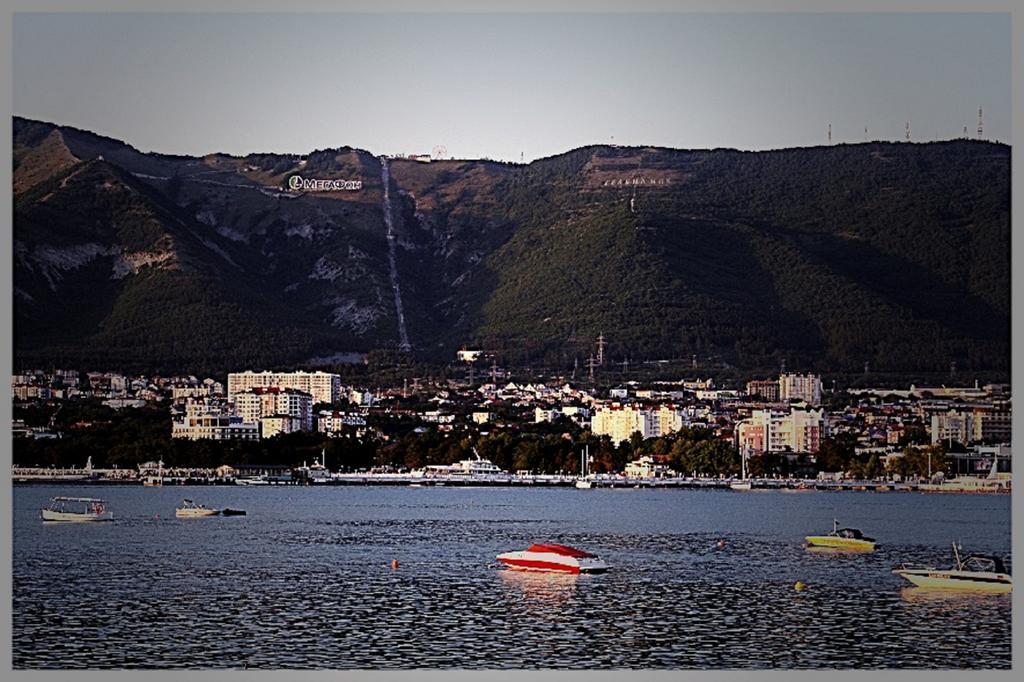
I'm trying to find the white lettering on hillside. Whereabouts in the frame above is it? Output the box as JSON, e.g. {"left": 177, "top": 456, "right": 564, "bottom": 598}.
{"left": 288, "top": 175, "right": 363, "bottom": 192}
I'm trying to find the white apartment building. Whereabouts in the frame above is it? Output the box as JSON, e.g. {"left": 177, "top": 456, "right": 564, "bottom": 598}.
{"left": 535, "top": 406, "right": 593, "bottom": 424}
{"left": 227, "top": 370, "right": 341, "bottom": 405}
{"left": 233, "top": 387, "right": 313, "bottom": 431}
{"left": 735, "top": 409, "right": 825, "bottom": 454}
{"left": 779, "top": 373, "right": 822, "bottom": 405}
{"left": 318, "top": 411, "right": 368, "bottom": 434}
{"left": 171, "top": 406, "right": 259, "bottom": 441}
{"left": 172, "top": 385, "right": 213, "bottom": 401}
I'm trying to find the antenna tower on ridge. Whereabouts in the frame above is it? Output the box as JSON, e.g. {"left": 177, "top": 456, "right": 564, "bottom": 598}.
{"left": 905, "top": 122, "right": 910, "bottom": 141}
{"left": 828, "top": 123, "right": 831, "bottom": 144}
{"left": 596, "top": 333, "right": 606, "bottom": 366}
{"left": 977, "top": 107, "right": 983, "bottom": 139}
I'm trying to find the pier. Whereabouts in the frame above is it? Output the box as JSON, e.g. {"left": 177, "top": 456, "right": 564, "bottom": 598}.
{"left": 11, "top": 471, "right": 1007, "bottom": 493}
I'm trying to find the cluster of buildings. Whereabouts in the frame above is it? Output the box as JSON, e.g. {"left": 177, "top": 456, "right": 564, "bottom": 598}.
{"left": 173, "top": 371, "right": 343, "bottom": 440}
{"left": 11, "top": 369, "right": 226, "bottom": 406}
{"left": 10, "top": 366, "right": 1012, "bottom": 477}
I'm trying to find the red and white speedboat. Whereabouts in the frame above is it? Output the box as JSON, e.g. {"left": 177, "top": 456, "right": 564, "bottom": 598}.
{"left": 496, "top": 543, "right": 609, "bottom": 574}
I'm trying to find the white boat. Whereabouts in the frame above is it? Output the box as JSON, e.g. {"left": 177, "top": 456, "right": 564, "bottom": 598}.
{"left": 497, "top": 543, "right": 609, "bottom": 574}
{"left": 235, "top": 476, "right": 269, "bottom": 486}
{"left": 298, "top": 451, "right": 332, "bottom": 483}
{"left": 175, "top": 499, "right": 221, "bottom": 518}
{"left": 41, "top": 496, "right": 113, "bottom": 522}
{"left": 420, "top": 448, "right": 507, "bottom": 479}
{"left": 575, "top": 445, "right": 594, "bottom": 488}
{"left": 893, "top": 543, "right": 1012, "bottom": 593}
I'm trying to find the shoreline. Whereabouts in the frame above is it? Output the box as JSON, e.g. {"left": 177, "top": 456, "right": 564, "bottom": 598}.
{"left": 10, "top": 476, "right": 1011, "bottom": 493}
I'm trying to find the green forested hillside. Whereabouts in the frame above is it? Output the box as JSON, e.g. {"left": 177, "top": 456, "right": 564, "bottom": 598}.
{"left": 13, "top": 117, "right": 1010, "bottom": 376}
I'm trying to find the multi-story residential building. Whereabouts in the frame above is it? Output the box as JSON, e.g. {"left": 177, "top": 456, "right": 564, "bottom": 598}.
{"left": 591, "top": 405, "right": 657, "bottom": 444}
{"left": 260, "top": 415, "right": 304, "bottom": 439}
{"left": 233, "top": 387, "right": 313, "bottom": 431}
{"left": 654, "top": 404, "right": 689, "bottom": 436}
{"left": 735, "top": 409, "right": 825, "bottom": 454}
{"left": 779, "top": 373, "right": 822, "bottom": 405}
{"left": 560, "top": 406, "right": 592, "bottom": 424}
{"left": 348, "top": 389, "right": 374, "bottom": 406}
{"left": 171, "top": 401, "right": 259, "bottom": 441}
{"left": 535, "top": 407, "right": 559, "bottom": 423}
{"left": 746, "top": 380, "right": 780, "bottom": 402}
{"left": 12, "top": 384, "right": 52, "bottom": 401}
{"left": 318, "top": 410, "right": 368, "bottom": 435}
{"left": 171, "top": 385, "right": 214, "bottom": 401}
{"left": 227, "top": 370, "right": 341, "bottom": 405}
{"left": 974, "top": 408, "right": 1012, "bottom": 444}
{"left": 931, "top": 408, "right": 1013, "bottom": 445}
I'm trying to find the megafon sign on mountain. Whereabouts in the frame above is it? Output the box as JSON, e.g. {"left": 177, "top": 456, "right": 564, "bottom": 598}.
{"left": 288, "top": 175, "right": 363, "bottom": 192}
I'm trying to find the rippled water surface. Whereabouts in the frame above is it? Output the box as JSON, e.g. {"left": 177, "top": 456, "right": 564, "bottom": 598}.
{"left": 12, "top": 485, "right": 1012, "bottom": 669}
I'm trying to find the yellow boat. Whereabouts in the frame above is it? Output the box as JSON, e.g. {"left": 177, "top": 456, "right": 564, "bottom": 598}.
{"left": 805, "top": 519, "right": 876, "bottom": 551}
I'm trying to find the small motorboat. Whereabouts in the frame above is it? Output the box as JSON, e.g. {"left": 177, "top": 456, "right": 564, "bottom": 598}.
{"left": 805, "top": 518, "right": 876, "bottom": 551}
{"left": 893, "top": 543, "right": 1012, "bottom": 593}
{"left": 41, "top": 496, "right": 113, "bottom": 522}
{"left": 175, "top": 499, "right": 221, "bottom": 518}
{"left": 497, "top": 543, "right": 609, "bottom": 574}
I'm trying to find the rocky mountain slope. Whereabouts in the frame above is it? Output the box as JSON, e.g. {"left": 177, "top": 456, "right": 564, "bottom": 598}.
{"left": 13, "top": 116, "right": 1010, "bottom": 376}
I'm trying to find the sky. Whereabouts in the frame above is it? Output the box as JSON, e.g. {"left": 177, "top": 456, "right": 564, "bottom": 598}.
{"left": 12, "top": 12, "right": 1012, "bottom": 162}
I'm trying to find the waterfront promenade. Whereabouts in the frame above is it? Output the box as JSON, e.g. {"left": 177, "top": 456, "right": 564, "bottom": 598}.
{"left": 9, "top": 469, "right": 1010, "bottom": 493}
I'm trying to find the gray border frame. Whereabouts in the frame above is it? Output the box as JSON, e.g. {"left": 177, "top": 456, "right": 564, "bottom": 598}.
{"left": 1, "top": 1, "right": 1019, "bottom": 681}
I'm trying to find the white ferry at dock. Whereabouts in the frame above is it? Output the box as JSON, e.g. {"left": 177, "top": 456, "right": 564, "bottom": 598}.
{"left": 411, "top": 450, "right": 510, "bottom": 481}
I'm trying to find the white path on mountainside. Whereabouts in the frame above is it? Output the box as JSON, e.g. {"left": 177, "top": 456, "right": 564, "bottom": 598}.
{"left": 380, "top": 158, "right": 411, "bottom": 351}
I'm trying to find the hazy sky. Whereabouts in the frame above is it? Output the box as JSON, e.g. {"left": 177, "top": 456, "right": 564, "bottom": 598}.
{"left": 13, "top": 12, "right": 1011, "bottom": 161}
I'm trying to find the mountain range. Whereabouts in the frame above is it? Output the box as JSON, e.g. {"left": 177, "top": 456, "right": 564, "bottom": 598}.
{"left": 13, "top": 116, "right": 1010, "bottom": 377}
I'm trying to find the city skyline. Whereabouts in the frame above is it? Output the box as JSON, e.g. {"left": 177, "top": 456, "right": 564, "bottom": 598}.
{"left": 13, "top": 12, "right": 1011, "bottom": 161}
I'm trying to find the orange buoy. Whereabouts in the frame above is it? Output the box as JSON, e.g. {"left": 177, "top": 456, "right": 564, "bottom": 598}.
{"left": 391, "top": 559, "right": 399, "bottom": 569}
